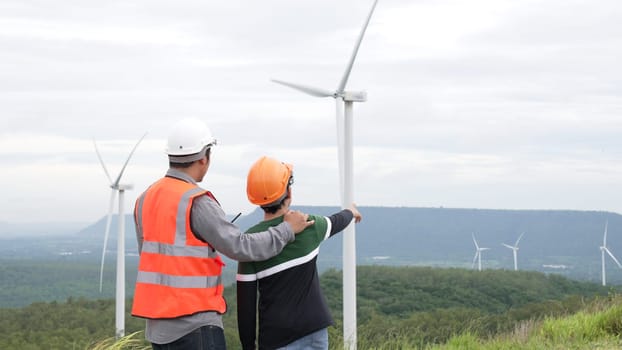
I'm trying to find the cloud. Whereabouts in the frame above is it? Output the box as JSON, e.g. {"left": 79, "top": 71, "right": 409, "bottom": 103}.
{"left": 1, "top": 0, "right": 622, "bottom": 223}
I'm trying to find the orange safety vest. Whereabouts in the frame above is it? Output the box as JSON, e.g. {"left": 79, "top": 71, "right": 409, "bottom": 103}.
{"left": 131, "top": 176, "right": 227, "bottom": 319}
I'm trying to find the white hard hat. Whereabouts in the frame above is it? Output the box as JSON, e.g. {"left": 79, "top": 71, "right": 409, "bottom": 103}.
{"left": 166, "top": 118, "right": 217, "bottom": 162}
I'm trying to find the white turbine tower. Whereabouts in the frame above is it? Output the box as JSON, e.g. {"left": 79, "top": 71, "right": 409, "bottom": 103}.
{"left": 472, "top": 234, "right": 489, "bottom": 271}
{"left": 271, "top": 1, "right": 378, "bottom": 349}
{"left": 600, "top": 221, "right": 622, "bottom": 286}
{"left": 94, "top": 133, "right": 146, "bottom": 339}
{"left": 502, "top": 232, "right": 524, "bottom": 271}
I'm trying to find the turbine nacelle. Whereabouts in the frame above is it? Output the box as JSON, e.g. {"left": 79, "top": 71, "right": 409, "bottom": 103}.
{"left": 343, "top": 91, "right": 367, "bottom": 102}
{"left": 110, "top": 184, "right": 134, "bottom": 191}
{"left": 111, "top": 184, "right": 134, "bottom": 191}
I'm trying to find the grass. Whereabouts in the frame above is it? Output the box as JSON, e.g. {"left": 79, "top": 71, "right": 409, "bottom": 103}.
{"left": 90, "top": 296, "right": 622, "bottom": 350}
{"left": 88, "top": 331, "right": 149, "bottom": 350}
{"left": 426, "top": 295, "right": 622, "bottom": 350}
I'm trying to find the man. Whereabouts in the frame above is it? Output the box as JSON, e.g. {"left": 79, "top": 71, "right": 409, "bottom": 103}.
{"left": 132, "top": 118, "right": 314, "bottom": 350}
{"left": 237, "top": 156, "right": 362, "bottom": 350}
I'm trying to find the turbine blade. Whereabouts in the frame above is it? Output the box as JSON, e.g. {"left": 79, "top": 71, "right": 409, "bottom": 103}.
{"left": 515, "top": 232, "right": 525, "bottom": 246}
{"left": 336, "top": 0, "right": 379, "bottom": 93}
{"left": 113, "top": 132, "right": 148, "bottom": 187}
{"left": 603, "top": 221, "right": 609, "bottom": 246}
{"left": 94, "top": 139, "right": 113, "bottom": 184}
{"left": 472, "top": 234, "right": 479, "bottom": 249}
{"left": 502, "top": 243, "right": 514, "bottom": 249}
{"left": 605, "top": 248, "right": 622, "bottom": 268}
{"left": 99, "top": 189, "right": 117, "bottom": 293}
{"left": 472, "top": 251, "right": 478, "bottom": 268}
{"left": 271, "top": 79, "right": 335, "bottom": 98}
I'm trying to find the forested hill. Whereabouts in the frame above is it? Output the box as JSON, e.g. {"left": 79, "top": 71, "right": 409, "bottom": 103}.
{"left": 0, "top": 265, "right": 615, "bottom": 349}
{"left": 323, "top": 266, "right": 611, "bottom": 318}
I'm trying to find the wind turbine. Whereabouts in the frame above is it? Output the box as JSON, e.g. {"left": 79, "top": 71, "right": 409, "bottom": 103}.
{"left": 502, "top": 232, "right": 524, "bottom": 271}
{"left": 472, "top": 234, "right": 490, "bottom": 271}
{"left": 599, "top": 221, "right": 622, "bottom": 286}
{"left": 271, "top": 1, "right": 378, "bottom": 349}
{"left": 94, "top": 133, "right": 146, "bottom": 339}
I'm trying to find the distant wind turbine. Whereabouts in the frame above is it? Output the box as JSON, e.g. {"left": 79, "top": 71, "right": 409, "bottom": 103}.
{"left": 271, "top": 1, "right": 378, "bottom": 349}
{"left": 472, "top": 234, "right": 490, "bottom": 271}
{"left": 599, "top": 221, "right": 622, "bottom": 286}
{"left": 94, "top": 133, "right": 146, "bottom": 339}
{"left": 502, "top": 232, "right": 525, "bottom": 271}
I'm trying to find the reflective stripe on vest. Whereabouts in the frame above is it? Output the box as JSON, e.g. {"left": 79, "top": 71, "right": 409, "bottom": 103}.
{"left": 131, "top": 177, "right": 227, "bottom": 319}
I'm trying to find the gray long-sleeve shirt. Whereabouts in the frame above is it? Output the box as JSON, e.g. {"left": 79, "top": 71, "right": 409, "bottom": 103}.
{"left": 135, "top": 168, "right": 296, "bottom": 345}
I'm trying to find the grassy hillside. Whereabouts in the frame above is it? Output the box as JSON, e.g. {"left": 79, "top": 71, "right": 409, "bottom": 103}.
{"left": 326, "top": 294, "right": 622, "bottom": 349}
{"left": 424, "top": 294, "right": 622, "bottom": 350}
{"left": 90, "top": 295, "right": 622, "bottom": 350}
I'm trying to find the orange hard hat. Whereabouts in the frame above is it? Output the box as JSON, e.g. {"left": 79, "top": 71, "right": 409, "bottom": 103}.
{"left": 247, "top": 156, "right": 293, "bottom": 207}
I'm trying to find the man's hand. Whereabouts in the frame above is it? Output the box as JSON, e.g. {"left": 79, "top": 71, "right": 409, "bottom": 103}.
{"left": 349, "top": 203, "right": 362, "bottom": 223}
{"left": 284, "top": 210, "right": 314, "bottom": 234}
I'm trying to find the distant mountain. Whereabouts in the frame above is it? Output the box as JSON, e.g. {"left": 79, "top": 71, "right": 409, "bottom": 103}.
{"left": 290, "top": 207, "right": 622, "bottom": 281}
{"left": 0, "top": 221, "right": 87, "bottom": 238}
{"left": 5, "top": 206, "right": 622, "bottom": 284}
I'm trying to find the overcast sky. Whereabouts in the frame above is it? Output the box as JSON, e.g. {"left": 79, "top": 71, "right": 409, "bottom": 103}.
{"left": 1, "top": 0, "right": 621, "bottom": 224}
